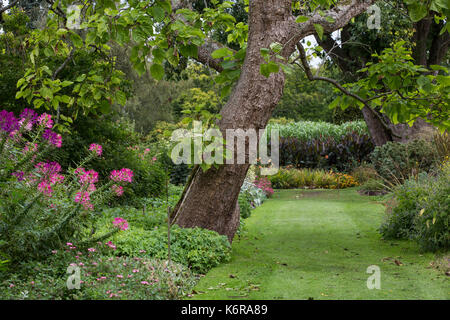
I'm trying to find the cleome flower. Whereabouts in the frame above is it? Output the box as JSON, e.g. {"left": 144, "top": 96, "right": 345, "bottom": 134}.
{"left": 89, "top": 143, "right": 103, "bottom": 157}
{"left": 110, "top": 168, "right": 133, "bottom": 183}
{"left": 112, "top": 217, "right": 129, "bottom": 231}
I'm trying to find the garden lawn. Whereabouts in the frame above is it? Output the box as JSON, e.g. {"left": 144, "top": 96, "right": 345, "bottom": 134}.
{"left": 188, "top": 189, "right": 449, "bottom": 300}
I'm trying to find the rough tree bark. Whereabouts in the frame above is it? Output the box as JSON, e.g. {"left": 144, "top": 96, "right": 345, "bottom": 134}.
{"left": 170, "top": 0, "right": 376, "bottom": 242}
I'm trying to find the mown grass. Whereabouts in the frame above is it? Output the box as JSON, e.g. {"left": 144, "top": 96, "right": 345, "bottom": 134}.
{"left": 187, "top": 189, "right": 449, "bottom": 300}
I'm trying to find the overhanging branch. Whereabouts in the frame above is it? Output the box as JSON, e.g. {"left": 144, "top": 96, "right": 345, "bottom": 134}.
{"left": 296, "top": 43, "right": 401, "bottom": 138}
{"left": 287, "top": 0, "right": 377, "bottom": 49}
{"left": 0, "top": 0, "right": 19, "bottom": 15}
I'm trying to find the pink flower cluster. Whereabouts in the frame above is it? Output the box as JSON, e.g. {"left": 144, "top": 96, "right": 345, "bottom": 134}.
{"left": 75, "top": 191, "right": 93, "bottom": 210}
{"left": 75, "top": 168, "right": 99, "bottom": 189}
{"left": 37, "top": 113, "right": 53, "bottom": 129}
{"left": 89, "top": 143, "right": 103, "bottom": 157}
{"left": 110, "top": 168, "right": 133, "bottom": 183}
{"left": 42, "top": 129, "right": 62, "bottom": 148}
{"left": 254, "top": 177, "right": 274, "bottom": 197}
{"left": 73, "top": 168, "right": 99, "bottom": 210}
{"left": 35, "top": 161, "right": 65, "bottom": 197}
{"left": 112, "top": 217, "right": 129, "bottom": 231}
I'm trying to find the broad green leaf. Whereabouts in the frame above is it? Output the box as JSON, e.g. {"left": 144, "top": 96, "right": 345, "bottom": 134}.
{"left": 296, "top": 16, "right": 309, "bottom": 23}
{"left": 211, "top": 47, "right": 234, "bottom": 59}
{"left": 314, "top": 24, "right": 324, "bottom": 40}
{"left": 150, "top": 63, "right": 165, "bottom": 80}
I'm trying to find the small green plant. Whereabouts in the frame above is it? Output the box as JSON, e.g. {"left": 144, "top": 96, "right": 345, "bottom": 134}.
{"left": 380, "top": 162, "right": 450, "bottom": 251}
{"left": 370, "top": 139, "right": 438, "bottom": 187}
{"left": 269, "top": 168, "right": 358, "bottom": 189}
{"left": 0, "top": 242, "right": 196, "bottom": 300}
{"left": 107, "top": 225, "right": 231, "bottom": 274}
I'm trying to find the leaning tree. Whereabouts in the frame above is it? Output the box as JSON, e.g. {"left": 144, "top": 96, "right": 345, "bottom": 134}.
{"left": 6, "top": 0, "right": 450, "bottom": 241}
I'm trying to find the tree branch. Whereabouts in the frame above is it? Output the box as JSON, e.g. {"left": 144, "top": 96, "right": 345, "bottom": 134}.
{"left": 52, "top": 49, "right": 74, "bottom": 80}
{"left": 287, "top": 0, "right": 377, "bottom": 49}
{"left": 296, "top": 43, "right": 401, "bottom": 138}
{"left": 0, "top": 0, "right": 19, "bottom": 15}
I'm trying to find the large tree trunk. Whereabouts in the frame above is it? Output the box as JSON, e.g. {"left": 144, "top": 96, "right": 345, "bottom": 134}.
{"left": 170, "top": 0, "right": 376, "bottom": 241}
{"left": 171, "top": 1, "right": 292, "bottom": 242}
{"left": 361, "top": 107, "right": 393, "bottom": 146}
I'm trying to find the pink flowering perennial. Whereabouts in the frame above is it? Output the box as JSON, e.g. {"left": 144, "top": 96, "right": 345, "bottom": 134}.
{"left": 110, "top": 168, "right": 133, "bottom": 183}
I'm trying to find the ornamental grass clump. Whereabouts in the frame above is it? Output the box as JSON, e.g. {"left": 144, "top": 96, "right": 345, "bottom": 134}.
{"left": 0, "top": 109, "right": 134, "bottom": 262}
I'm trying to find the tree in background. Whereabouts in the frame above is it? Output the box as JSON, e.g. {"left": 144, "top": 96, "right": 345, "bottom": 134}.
{"left": 314, "top": 0, "right": 449, "bottom": 145}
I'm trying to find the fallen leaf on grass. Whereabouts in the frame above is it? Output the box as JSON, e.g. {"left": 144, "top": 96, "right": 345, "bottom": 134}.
{"left": 394, "top": 259, "right": 403, "bottom": 266}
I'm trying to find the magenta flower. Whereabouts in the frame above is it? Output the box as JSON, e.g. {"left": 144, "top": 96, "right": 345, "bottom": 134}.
{"left": 19, "top": 109, "right": 38, "bottom": 130}
{"left": 106, "top": 241, "right": 116, "bottom": 250}
{"left": 42, "top": 129, "right": 62, "bottom": 148}
{"left": 37, "top": 113, "right": 53, "bottom": 129}
{"left": 0, "top": 110, "right": 19, "bottom": 133}
{"left": 110, "top": 168, "right": 133, "bottom": 183}
{"left": 112, "top": 217, "right": 129, "bottom": 231}
{"left": 89, "top": 143, "right": 103, "bottom": 156}
{"left": 38, "top": 180, "right": 53, "bottom": 196}
{"left": 75, "top": 168, "right": 98, "bottom": 185}
{"left": 75, "top": 191, "right": 94, "bottom": 211}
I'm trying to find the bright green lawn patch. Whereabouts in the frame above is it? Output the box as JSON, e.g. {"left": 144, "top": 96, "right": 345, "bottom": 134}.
{"left": 188, "top": 189, "right": 449, "bottom": 300}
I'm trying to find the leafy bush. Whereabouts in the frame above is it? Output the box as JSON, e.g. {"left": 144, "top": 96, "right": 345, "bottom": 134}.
{"left": 267, "top": 120, "right": 369, "bottom": 141}
{"left": 269, "top": 168, "right": 358, "bottom": 189}
{"left": 359, "top": 179, "right": 388, "bottom": 196}
{"left": 275, "top": 130, "right": 374, "bottom": 172}
{"left": 0, "top": 242, "right": 196, "bottom": 300}
{"left": 238, "top": 193, "right": 252, "bottom": 219}
{"left": 240, "top": 177, "right": 267, "bottom": 208}
{"left": 351, "top": 165, "right": 379, "bottom": 184}
{"left": 432, "top": 132, "right": 450, "bottom": 161}
{"left": 61, "top": 116, "right": 166, "bottom": 203}
{"left": 370, "top": 139, "right": 438, "bottom": 186}
{"left": 380, "top": 163, "right": 449, "bottom": 251}
{"left": 108, "top": 225, "right": 231, "bottom": 274}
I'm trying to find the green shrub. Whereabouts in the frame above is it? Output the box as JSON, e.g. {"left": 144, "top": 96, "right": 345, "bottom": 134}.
{"left": 351, "top": 165, "right": 379, "bottom": 184}
{"left": 268, "top": 120, "right": 368, "bottom": 141}
{"left": 414, "top": 164, "right": 449, "bottom": 251}
{"left": 359, "top": 179, "right": 388, "bottom": 196}
{"left": 380, "top": 163, "right": 450, "bottom": 251}
{"left": 269, "top": 168, "right": 358, "bottom": 189}
{"left": 370, "top": 139, "right": 438, "bottom": 186}
{"left": 60, "top": 116, "right": 166, "bottom": 203}
{"left": 267, "top": 121, "right": 373, "bottom": 172}
{"left": 238, "top": 193, "right": 252, "bottom": 219}
{"left": 109, "top": 225, "right": 231, "bottom": 274}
